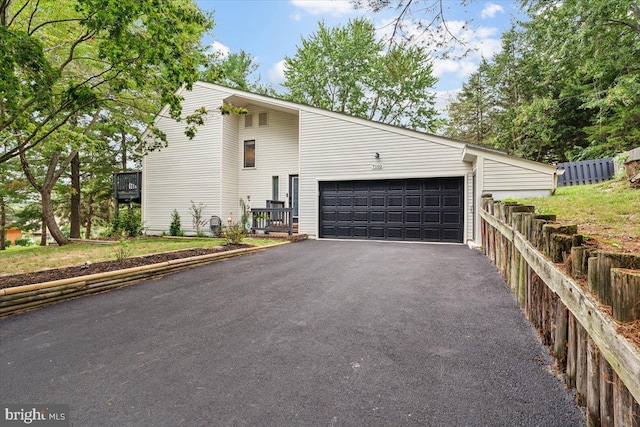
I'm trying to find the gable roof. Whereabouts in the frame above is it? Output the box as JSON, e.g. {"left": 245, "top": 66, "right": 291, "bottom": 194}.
{"left": 150, "top": 81, "right": 558, "bottom": 175}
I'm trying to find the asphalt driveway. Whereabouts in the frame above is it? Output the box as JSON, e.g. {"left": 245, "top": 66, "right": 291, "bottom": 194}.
{"left": 0, "top": 240, "right": 584, "bottom": 426}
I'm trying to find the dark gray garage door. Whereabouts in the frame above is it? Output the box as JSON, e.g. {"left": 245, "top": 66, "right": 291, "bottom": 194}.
{"left": 319, "top": 177, "right": 464, "bottom": 242}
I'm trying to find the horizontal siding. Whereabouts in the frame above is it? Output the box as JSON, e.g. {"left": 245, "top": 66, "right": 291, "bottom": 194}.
{"left": 237, "top": 105, "right": 299, "bottom": 210}
{"left": 143, "top": 89, "right": 224, "bottom": 234}
{"left": 299, "top": 110, "right": 472, "bottom": 239}
{"left": 221, "top": 114, "right": 240, "bottom": 223}
{"left": 483, "top": 159, "right": 553, "bottom": 191}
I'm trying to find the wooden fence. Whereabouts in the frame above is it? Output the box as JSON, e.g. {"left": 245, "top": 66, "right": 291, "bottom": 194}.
{"left": 557, "top": 158, "right": 615, "bottom": 186}
{"left": 480, "top": 195, "right": 640, "bottom": 427}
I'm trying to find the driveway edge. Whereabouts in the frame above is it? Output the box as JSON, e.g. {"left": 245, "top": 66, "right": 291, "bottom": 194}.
{"left": 0, "top": 242, "right": 290, "bottom": 317}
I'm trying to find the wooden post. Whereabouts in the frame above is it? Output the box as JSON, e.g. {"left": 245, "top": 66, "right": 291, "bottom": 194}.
{"left": 576, "top": 321, "right": 588, "bottom": 407}
{"left": 589, "top": 256, "right": 600, "bottom": 295}
{"left": 614, "top": 375, "right": 634, "bottom": 427}
{"left": 600, "top": 357, "right": 615, "bottom": 427}
{"left": 587, "top": 337, "right": 601, "bottom": 427}
{"left": 566, "top": 313, "right": 577, "bottom": 389}
{"left": 554, "top": 300, "right": 568, "bottom": 365}
{"left": 610, "top": 268, "right": 640, "bottom": 322}
{"left": 595, "top": 252, "right": 640, "bottom": 306}
{"left": 550, "top": 233, "right": 574, "bottom": 263}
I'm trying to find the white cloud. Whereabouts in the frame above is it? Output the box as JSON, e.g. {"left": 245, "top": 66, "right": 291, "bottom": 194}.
{"left": 208, "top": 41, "right": 230, "bottom": 58}
{"left": 291, "top": 11, "right": 302, "bottom": 21}
{"left": 290, "top": 0, "right": 355, "bottom": 17}
{"left": 432, "top": 59, "right": 478, "bottom": 78}
{"left": 481, "top": 3, "right": 505, "bottom": 19}
{"left": 376, "top": 17, "right": 501, "bottom": 78}
{"left": 268, "top": 60, "right": 287, "bottom": 85}
{"left": 434, "top": 89, "right": 461, "bottom": 114}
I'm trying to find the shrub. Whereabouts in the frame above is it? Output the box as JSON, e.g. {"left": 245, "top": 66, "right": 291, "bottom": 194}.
{"left": 169, "top": 209, "right": 182, "bottom": 236}
{"left": 4, "top": 240, "right": 10, "bottom": 247}
{"left": 112, "top": 237, "right": 133, "bottom": 261}
{"left": 113, "top": 207, "right": 143, "bottom": 237}
{"left": 15, "top": 238, "right": 32, "bottom": 247}
{"left": 222, "top": 222, "right": 247, "bottom": 245}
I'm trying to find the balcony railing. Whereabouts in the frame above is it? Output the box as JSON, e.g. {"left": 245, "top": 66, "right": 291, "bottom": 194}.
{"left": 251, "top": 207, "right": 293, "bottom": 236}
{"left": 113, "top": 171, "right": 142, "bottom": 202}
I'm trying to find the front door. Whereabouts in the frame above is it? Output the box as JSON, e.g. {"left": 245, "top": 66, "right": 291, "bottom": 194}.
{"left": 289, "top": 175, "right": 299, "bottom": 223}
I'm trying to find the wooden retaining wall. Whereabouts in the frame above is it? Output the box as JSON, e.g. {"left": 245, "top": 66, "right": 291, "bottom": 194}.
{"left": 480, "top": 196, "right": 640, "bottom": 427}
{"left": 0, "top": 244, "right": 289, "bottom": 317}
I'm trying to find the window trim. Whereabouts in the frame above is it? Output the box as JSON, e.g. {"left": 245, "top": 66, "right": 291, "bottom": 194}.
{"left": 243, "top": 139, "right": 256, "bottom": 169}
{"left": 258, "top": 112, "right": 268, "bottom": 127}
{"left": 244, "top": 114, "right": 254, "bottom": 128}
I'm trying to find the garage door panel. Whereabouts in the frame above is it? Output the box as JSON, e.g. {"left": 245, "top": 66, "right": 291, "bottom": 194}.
{"left": 370, "top": 211, "right": 385, "bottom": 222}
{"left": 370, "top": 197, "right": 385, "bottom": 207}
{"left": 321, "top": 211, "right": 336, "bottom": 221}
{"left": 338, "top": 196, "right": 353, "bottom": 206}
{"left": 443, "top": 195, "right": 462, "bottom": 207}
{"left": 442, "top": 177, "right": 463, "bottom": 190}
{"left": 423, "top": 228, "right": 440, "bottom": 240}
{"left": 319, "top": 178, "right": 464, "bottom": 243}
{"left": 406, "top": 212, "right": 422, "bottom": 223}
{"left": 337, "top": 211, "right": 351, "bottom": 222}
{"left": 443, "top": 212, "right": 462, "bottom": 225}
{"left": 405, "top": 228, "right": 422, "bottom": 239}
{"left": 370, "top": 227, "right": 385, "bottom": 238}
{"left": 387, "top": 227, "right": 403, "bottom": 238}
{"left": 354, "top": 196, "right": 368, "bottom": 206}
{"left": 423, "top": 212, "right": 440, "bottom": 223}
{"left": 322, "top": 196, "right": 337, "bottom": 206}
{"left": 388, "top": 211, "right": 403, "bottom": 223}
{"left": 353, "top": 227, "right": 368, "bottom": 237}
{"left": 405, "top": 195, "right": 421, "bottom": 207}
{"left": 424, "top": 195, "right": 440, "bottom": 207}
{"left": 388, "top": 195, "right": 403, "bottom": 207}
{"left": 353, "top": 211, "right": 368, "bottom": 222}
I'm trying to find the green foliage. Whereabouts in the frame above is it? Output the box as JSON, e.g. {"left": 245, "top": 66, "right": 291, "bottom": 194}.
{"left": 446, "top": 0, "right": 640, "bottom": 162}
{"left": 169, "top": 209, "right": 182, "bottom": 236}
{"left": 114, "top": 206, "right": 143, "bottom": 237}
{"left": 5, "top": 240, "right": 11, "bottom": 247}
{"left": 222, "top": 223, "right": 247, "bottom": 245}
{"left": 283, "top": 18, "right": 439, "bottom": 132}
{"left": 14, "top": 238, "right": 32, "bottom": 247}
{"left": 0, "top": 0, "right": 214, "bottom": 164}
{"left": 202, "top": 50, "right": 275, "bottom": 95}
{"left": 112, "top": 238, "right": 133, "bottom": 261}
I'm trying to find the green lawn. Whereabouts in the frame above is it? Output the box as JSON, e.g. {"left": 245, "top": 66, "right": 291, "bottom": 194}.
{"left": 0, "top": 237, "right": 284, "bottom": 276}
{"left": 517, "top": 179, "right": 640, "bottom": 251}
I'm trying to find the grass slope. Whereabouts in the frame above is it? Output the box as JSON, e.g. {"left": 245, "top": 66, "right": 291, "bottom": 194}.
{"left": 518, "top": 180, "right": 640, "bottom": 252}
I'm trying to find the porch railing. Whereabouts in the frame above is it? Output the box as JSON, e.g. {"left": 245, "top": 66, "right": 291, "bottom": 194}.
{"left": 251, "top": 207, "right": 293, "bottom": 236}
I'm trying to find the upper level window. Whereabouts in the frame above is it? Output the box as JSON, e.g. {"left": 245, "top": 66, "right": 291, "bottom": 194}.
{"left": 244, "top": 140, "right": 255, "bottom": 168}
{"left": 258, "top": 112, "right": 268, "bottom": 126}
{"left": 244, "top": 114, "right": 253, "bottom": 128}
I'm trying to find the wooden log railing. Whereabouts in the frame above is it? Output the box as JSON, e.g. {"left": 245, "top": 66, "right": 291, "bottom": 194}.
{"left": 480, "top": 195, "right": 640, "bottom": 426}
{"left": 251, "top": 207, "right": 293, "bottom": 236}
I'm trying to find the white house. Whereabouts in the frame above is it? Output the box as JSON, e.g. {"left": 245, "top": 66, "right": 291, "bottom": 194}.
{"left": 142, "top": 82, "right": 559, "bottom": 244}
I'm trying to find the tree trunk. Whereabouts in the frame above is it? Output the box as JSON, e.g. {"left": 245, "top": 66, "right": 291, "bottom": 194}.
{"left": 41, "top": 190, "right": 69, "bottom": 245}
{"left": 70, "top": 152, "right": 81, "bottom": 239}
{"left": 84, "top": 193, "right": 94, "bottom": 239}
{"left": 0, "top": 196, "right": 6, "bottom": 251}
{"left": 121, "top": 130, "right": 128, "bottom": 172}
{"left": 40, "top": 219, "right": 47, "bottom": 246}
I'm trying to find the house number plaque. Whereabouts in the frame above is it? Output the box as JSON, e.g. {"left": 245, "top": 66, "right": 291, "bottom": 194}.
{"left": 371, "top": 164, "right": 384, "bottom": 170}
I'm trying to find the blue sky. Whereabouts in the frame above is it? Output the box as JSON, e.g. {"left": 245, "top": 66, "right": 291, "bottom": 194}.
{"left": 196, "top": 0, "right": 523, "bottom": 113}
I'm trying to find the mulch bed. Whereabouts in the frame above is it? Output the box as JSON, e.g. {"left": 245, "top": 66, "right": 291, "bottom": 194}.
{"left": 1, "top": 244, "right": 249, "bottom": 290}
